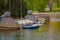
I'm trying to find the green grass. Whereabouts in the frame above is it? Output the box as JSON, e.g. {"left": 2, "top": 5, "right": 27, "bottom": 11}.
{"left": 52, "top": 3, "right": 60, "bottom": 12}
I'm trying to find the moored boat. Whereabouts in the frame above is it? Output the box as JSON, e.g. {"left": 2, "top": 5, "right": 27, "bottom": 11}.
{"left": 16, "top": 19, "right": 43, "bottom": 29}
{"left": 0, "top": 18, "right": 20, "bottom": 30}
{"left": 22, "top": 24, "right": 39, "bottom": 29}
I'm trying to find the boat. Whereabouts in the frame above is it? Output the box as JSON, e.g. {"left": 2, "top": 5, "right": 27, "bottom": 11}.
{"left": 0, "top": 26, "right": 20, "bottom": 30}
{"left": 0, "top": 18, "right": 20, "bottom": 30}
{"left": 22, "top": 24, "right": 39, "bottom": 29}
{"left": 0, "top": 0, "right": 43, "bottom": 30}
{"left": 16, "top": 19, "right": 42, "bottom": 29}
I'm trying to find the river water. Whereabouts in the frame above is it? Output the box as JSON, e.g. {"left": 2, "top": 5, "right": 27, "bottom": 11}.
{"left": 0, "top": 22, "right": 60, "bottom": 40}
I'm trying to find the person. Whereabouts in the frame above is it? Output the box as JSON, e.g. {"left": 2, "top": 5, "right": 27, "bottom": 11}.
{"left": 1, "top": 11, "right": 11, "bottom": 18}
{"left": 25, "top": 10, "right": 38, "bottom": 23}
{"left": 0, "top": 11, "right": 11, "bottom": 22}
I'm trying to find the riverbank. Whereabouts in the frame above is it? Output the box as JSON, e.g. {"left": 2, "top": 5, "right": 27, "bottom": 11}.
{"left": 33, "top": 12, "right": 60, "bottom": 22}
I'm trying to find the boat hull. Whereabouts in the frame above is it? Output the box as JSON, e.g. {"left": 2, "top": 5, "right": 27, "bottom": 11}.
{"left": 22, "top": 25, "right": 39, "bottom": 29}
{"left": 0, "top": 26, "right": 20, "bottom": 30}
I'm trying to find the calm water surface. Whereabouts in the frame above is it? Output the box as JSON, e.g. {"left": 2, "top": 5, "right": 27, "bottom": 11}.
{"left": 0, "top": 22, "right": 60, "bottom": 40}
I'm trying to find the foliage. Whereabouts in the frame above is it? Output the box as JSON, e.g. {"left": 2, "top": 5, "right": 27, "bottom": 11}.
{"left": 0, "top": 0, "right": 7, "bottom": 15}
{"left": 1, "top": 0, "right": 60, "bottom": 19}
{"left": 0, "top": 0, "right": 27, "bottom": 18}
{"left": 7, "top": 0, "right": 27, "bottom": 18}
{"left": 24, "top": 0, "right": 49, "bottom": 12}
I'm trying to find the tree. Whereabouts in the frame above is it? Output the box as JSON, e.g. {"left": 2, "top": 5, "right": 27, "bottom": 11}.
{"left": 0, "top": 0, "right": 27, "bottom": 18}
{"left": 57, "top": 0, "right": 60, "bottom": 8}
{"left": 24, "top": 0, "right": 33, "bottom": 10}
{"left": 0, "top": 0, "right": 7, "bottom": 15}
{"left": 24, "top": 0, "right": 49, "bottom": 12}
{"left": 49, "top": 0, "right": 53, "bottom": 11}
{"left": 6, "top": 0, "right": 27, "bottom": 18}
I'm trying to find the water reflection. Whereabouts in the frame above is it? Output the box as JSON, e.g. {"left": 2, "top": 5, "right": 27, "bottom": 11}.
{"left": 0, "top": 22, "right": 60, "bottom": 40}
{"left": 49, "top": 22, "right": 60, "bottom": 40}
{"left": 0, "top": 30, "right": 20, "bottom": 40}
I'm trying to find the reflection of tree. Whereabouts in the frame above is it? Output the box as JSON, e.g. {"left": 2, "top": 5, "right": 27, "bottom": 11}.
{"left": 14, "top": 31, "right": 21, "bottom": 40}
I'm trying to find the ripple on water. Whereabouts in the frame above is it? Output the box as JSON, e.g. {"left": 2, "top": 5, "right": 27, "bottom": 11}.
{"left": 0, "top": 22, "right": 60, "bottom": 40}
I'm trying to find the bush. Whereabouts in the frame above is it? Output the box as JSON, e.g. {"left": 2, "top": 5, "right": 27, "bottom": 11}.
{"left": 38, "top": 1, "right": 46, "bottom": 12}
{"left": 24, "top": 0, "right": 49, "bottom": 12}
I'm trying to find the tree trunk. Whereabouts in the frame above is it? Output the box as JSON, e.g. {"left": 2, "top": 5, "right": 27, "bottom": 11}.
{"left": 49, "top": 0, "right": 53, "bottom": 11}
{"left": 57, "top": 0, "right": 59, "bottom": 8}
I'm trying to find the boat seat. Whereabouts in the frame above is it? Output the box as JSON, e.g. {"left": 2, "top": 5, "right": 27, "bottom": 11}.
{"left": 0, "top": 18, "right": 18, "bottom": 27}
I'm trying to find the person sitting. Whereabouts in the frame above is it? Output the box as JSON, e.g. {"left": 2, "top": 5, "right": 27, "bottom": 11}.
{"left": 1, "top": 11, "right": 11, "bottom": 18}
{"left": 25, "top": 10, "right": 38, "bottom": 24}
